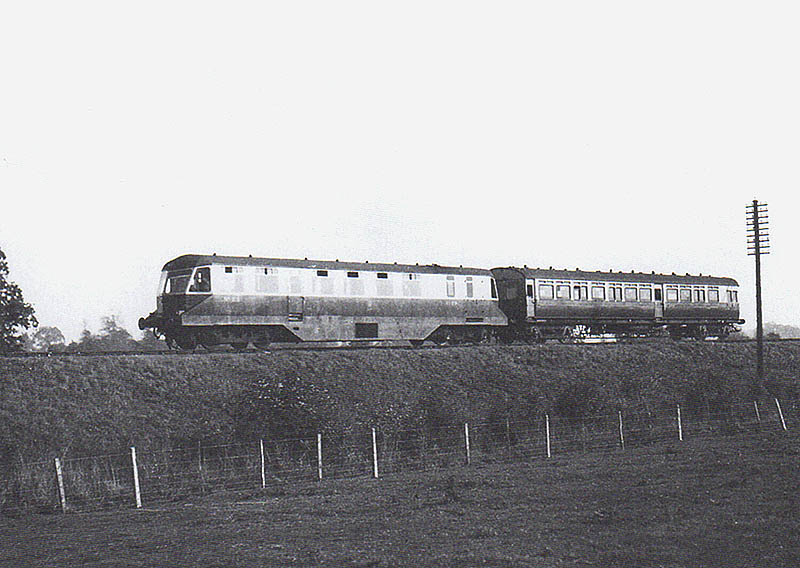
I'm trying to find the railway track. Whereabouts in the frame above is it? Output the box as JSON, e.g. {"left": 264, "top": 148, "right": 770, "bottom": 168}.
{"left": 3, "top": 337, "right": 799, "bottom": 358}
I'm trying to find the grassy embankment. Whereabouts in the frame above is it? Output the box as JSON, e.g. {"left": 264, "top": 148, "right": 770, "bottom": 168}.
{"left": 1, "top": 341, "right": 798, "bottom": 461}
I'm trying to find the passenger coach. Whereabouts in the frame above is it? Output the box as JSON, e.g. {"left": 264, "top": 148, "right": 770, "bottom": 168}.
{"left": 139, "top": 254, "right": 507, "bottom": 349}
{"left": 491, "top": 266, "right": 743, "bottom": 340}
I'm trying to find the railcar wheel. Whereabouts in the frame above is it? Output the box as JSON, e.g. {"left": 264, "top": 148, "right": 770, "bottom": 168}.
{"left": 175, "top": 334, "right": 197, "bottom": 351}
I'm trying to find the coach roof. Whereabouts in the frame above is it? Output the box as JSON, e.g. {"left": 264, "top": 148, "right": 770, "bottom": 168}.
{"left": 494, "top": 266, "right": 739, "bottom": 287}
{"left": 163, "top": 254, "right": 492, "bottom": 276}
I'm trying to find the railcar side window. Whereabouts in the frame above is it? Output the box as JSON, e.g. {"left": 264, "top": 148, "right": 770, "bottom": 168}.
{"left": 666, "top": 289, "right": 678, "bottom": 302}
{"left": 317, "top": 270, "right": 328, "bottom": 277}
{"left": 526, "top": 284, "right": 533, "bottom": 297}
{"left": 591, "top": 286, "right": 605, "bottom": 300}
{"left": 727, "top": 290, "right": 738, "bottom": 303}
{"left": 539, "top": 284, "right": 554, "bottom": 300}
{"left": 446, "top": 275, "right": 455, "bottom": 297}
{"left": 694, "top": 289, "right": 705, "bottom": 302}
{"left": 679, "top": 289, "right": 692, "bottom": 302}
{"left": 639, "top": 288, "right": 652, "bottom": 302}
{"left": 624, "top": 287, "right": 638, "bottom": 301}
{"left": 188, "top": 267, "right": 211, "bottom": 292}
{"left": 465, "top": 277, "right": 474, "bottom": 298}
{"left": 654, "top": 288, "right": 663, "bottom": 301}
{"left": 708, "top": 289, "right": 719, "bottom": 302}
{"left": 609, "top": 286, "right": 623, "bottom": 301}
{"left": 377, "top": 272, "right": 388, "bottom": 279}
{"left": 556, "top": 285, "right": 571, "bottom": 300}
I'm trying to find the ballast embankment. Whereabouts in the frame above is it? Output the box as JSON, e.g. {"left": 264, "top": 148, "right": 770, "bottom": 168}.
{"left": 1, "top": 342, "right": 798, "bottom": 461}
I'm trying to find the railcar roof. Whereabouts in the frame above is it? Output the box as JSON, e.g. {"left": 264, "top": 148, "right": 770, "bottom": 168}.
{"left": 162, "top": 254, "right": 492, "bottom": 276}
{"left": 494, "top": 266, "right": 739, "bottom": 286}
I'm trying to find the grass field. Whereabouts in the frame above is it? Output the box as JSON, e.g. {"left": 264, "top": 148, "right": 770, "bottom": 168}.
{"left": 2, "top": 430, "right": 797, "bottom": 567}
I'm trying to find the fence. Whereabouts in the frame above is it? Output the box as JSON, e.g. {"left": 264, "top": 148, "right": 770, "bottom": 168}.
{"left": 2, "top": 397, "right": 794, "bottom": 514}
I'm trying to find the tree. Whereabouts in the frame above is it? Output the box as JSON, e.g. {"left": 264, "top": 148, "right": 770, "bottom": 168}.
{"left": 31, "top": 326, "right": 66, "bottom": 352}
{"left": 0, "top": 248, "right": 37, "bottom": 353}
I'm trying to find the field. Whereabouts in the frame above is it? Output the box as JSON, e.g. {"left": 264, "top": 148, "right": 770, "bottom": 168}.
{"left": 2, "top": 430, "right": 798, "bottom": 567}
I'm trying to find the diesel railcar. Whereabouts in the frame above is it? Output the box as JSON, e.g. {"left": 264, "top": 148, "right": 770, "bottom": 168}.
{"left": 491, "top": 266, "right": 743, "bottom": 341}
{"left": 138, "top": 254, "right": 507, "bottom": 349}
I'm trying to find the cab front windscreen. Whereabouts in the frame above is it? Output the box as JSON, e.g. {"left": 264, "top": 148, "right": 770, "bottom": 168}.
{"left": 163, "top": 269, "right": 192, "bottom": 295}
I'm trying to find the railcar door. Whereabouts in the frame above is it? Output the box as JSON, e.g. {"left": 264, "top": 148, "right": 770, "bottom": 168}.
{"left": 288, "top": 296, "right": 304, "bottom": 321}
{"left": 654, "top": 286, "right": 664, "bottom": 319}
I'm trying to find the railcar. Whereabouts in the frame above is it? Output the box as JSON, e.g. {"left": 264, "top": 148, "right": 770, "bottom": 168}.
{"left": 491, "top": 266, "right": 743, "bottom": 341}
{"left": 139, "top": 254, "right": 508, "bottom": 349}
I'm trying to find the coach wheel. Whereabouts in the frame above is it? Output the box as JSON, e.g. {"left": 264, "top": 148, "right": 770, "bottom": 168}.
{"left": 558, "top": 326, "right": 576, "bottom": 344}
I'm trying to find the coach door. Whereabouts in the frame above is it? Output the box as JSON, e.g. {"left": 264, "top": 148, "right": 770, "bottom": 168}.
{"left": 526, "top": 279, "right": 536, "bottom": 317}
{"left": 654, "top": 286, "right": 664, "bottom": 319}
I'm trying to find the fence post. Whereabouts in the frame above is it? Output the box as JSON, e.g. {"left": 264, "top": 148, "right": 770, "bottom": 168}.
{"left": 130, "top": 447, "right": 142, "bottom": 509}
{"left": 259, "top": 439, "right": 266, "bottom": 488}
{"left": 371, "top": 427, "right": 379, "bottom": 479}
{"left": 464, "top": 423, "right": 471, "bottom": 465}
{"left": 317, "top": 433, "right": 323, "bottom": 481}
{"left": 54, "top": 458, "right": 67, "bottom": 513}
{"left": 545, "top": 414, "right": 551, "bottom": 458}
{"left": 775, "top": 398, "right": 787, "bottom": 431}
{"left": 753, "top": 401, "right": 761, "bottom": 423}
{"left": 677, "top": 405, "right": 683, "bottom": 441}
{"left": 618, "top": 411, "right": 625, "bottom": 450}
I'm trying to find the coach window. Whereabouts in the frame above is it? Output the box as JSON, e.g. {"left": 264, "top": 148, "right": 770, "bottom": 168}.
{"left": 556, "top": 285, "right": 571, "bottom": 300}
{"left": 526, "top": 284, "right": 533, "bottom": 298}
{"left": 679, "top": 289, "right": 692, "bottom": 302}
{"left": 654, "top": 288, "right": 663, "bottom": 301}
{"left": 573, "top": 284, "right": 588, "bottom": 300}
{"left": 624, "top": 287, "right": 638, "bottom": 301}
{"left": 465, "top": 277, "right": 474, "bottom": 298}
{"left": 694, "top": 289, "right": 706, "bottom": 302}
{"left": 189, "top": 267, "right": 211, "bottom": 292}
{"left": 591, "top": 286, "right": 606, "bottom": 300}
{"left": 539, "top": 284, "right": 554, "bottom": 300}
{"left": 639, "top": 288, "right": 652, "bottom": 302}
{"left": 666, "top": 289, "right": 678, "bottom": 302}
{"left": 446, "top": 275, "right": 455, "bottom": 297}
{"left": 727, "top": 290, "right": 738, "bottom": 303}
{"left": 708, "top": 289, "right": 719, "bottom": 302}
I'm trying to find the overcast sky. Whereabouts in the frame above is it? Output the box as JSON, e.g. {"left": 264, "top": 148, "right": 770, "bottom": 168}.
{"left": 2, "top": 1, "right": 798, "bottom": 341}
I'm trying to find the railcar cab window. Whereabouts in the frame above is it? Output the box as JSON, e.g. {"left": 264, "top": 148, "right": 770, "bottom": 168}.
{"left": 591, "top": 286, "right": 605, "bottom": 300}
{"left": 526, "top": 284, "right": 533, "bottom": 298}
{"left": 490, "top": 279, "right": 498, "bottom": 299}
{"left": 727, "top": 290, "right": 739, "bottom": 303}
{"left": 538, "top": 284, "right": 554, "bottom": 300}
{"left": 188, "top": 267, "right": 211, "bottom": 293}
{"left": 465, "top": 277, "right": 474, "bottom": 298}
{"left": 164, "top": 270, "right": 192, "bottom": 294}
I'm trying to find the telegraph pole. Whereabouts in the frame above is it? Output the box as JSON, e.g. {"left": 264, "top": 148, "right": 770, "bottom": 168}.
{"left": 746, "top": 199, "right": 769, "bottom": 394}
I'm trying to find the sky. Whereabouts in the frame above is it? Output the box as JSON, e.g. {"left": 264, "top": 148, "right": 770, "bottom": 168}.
{"left": 2, "top": 1, "right": 799, "bottom": 341}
